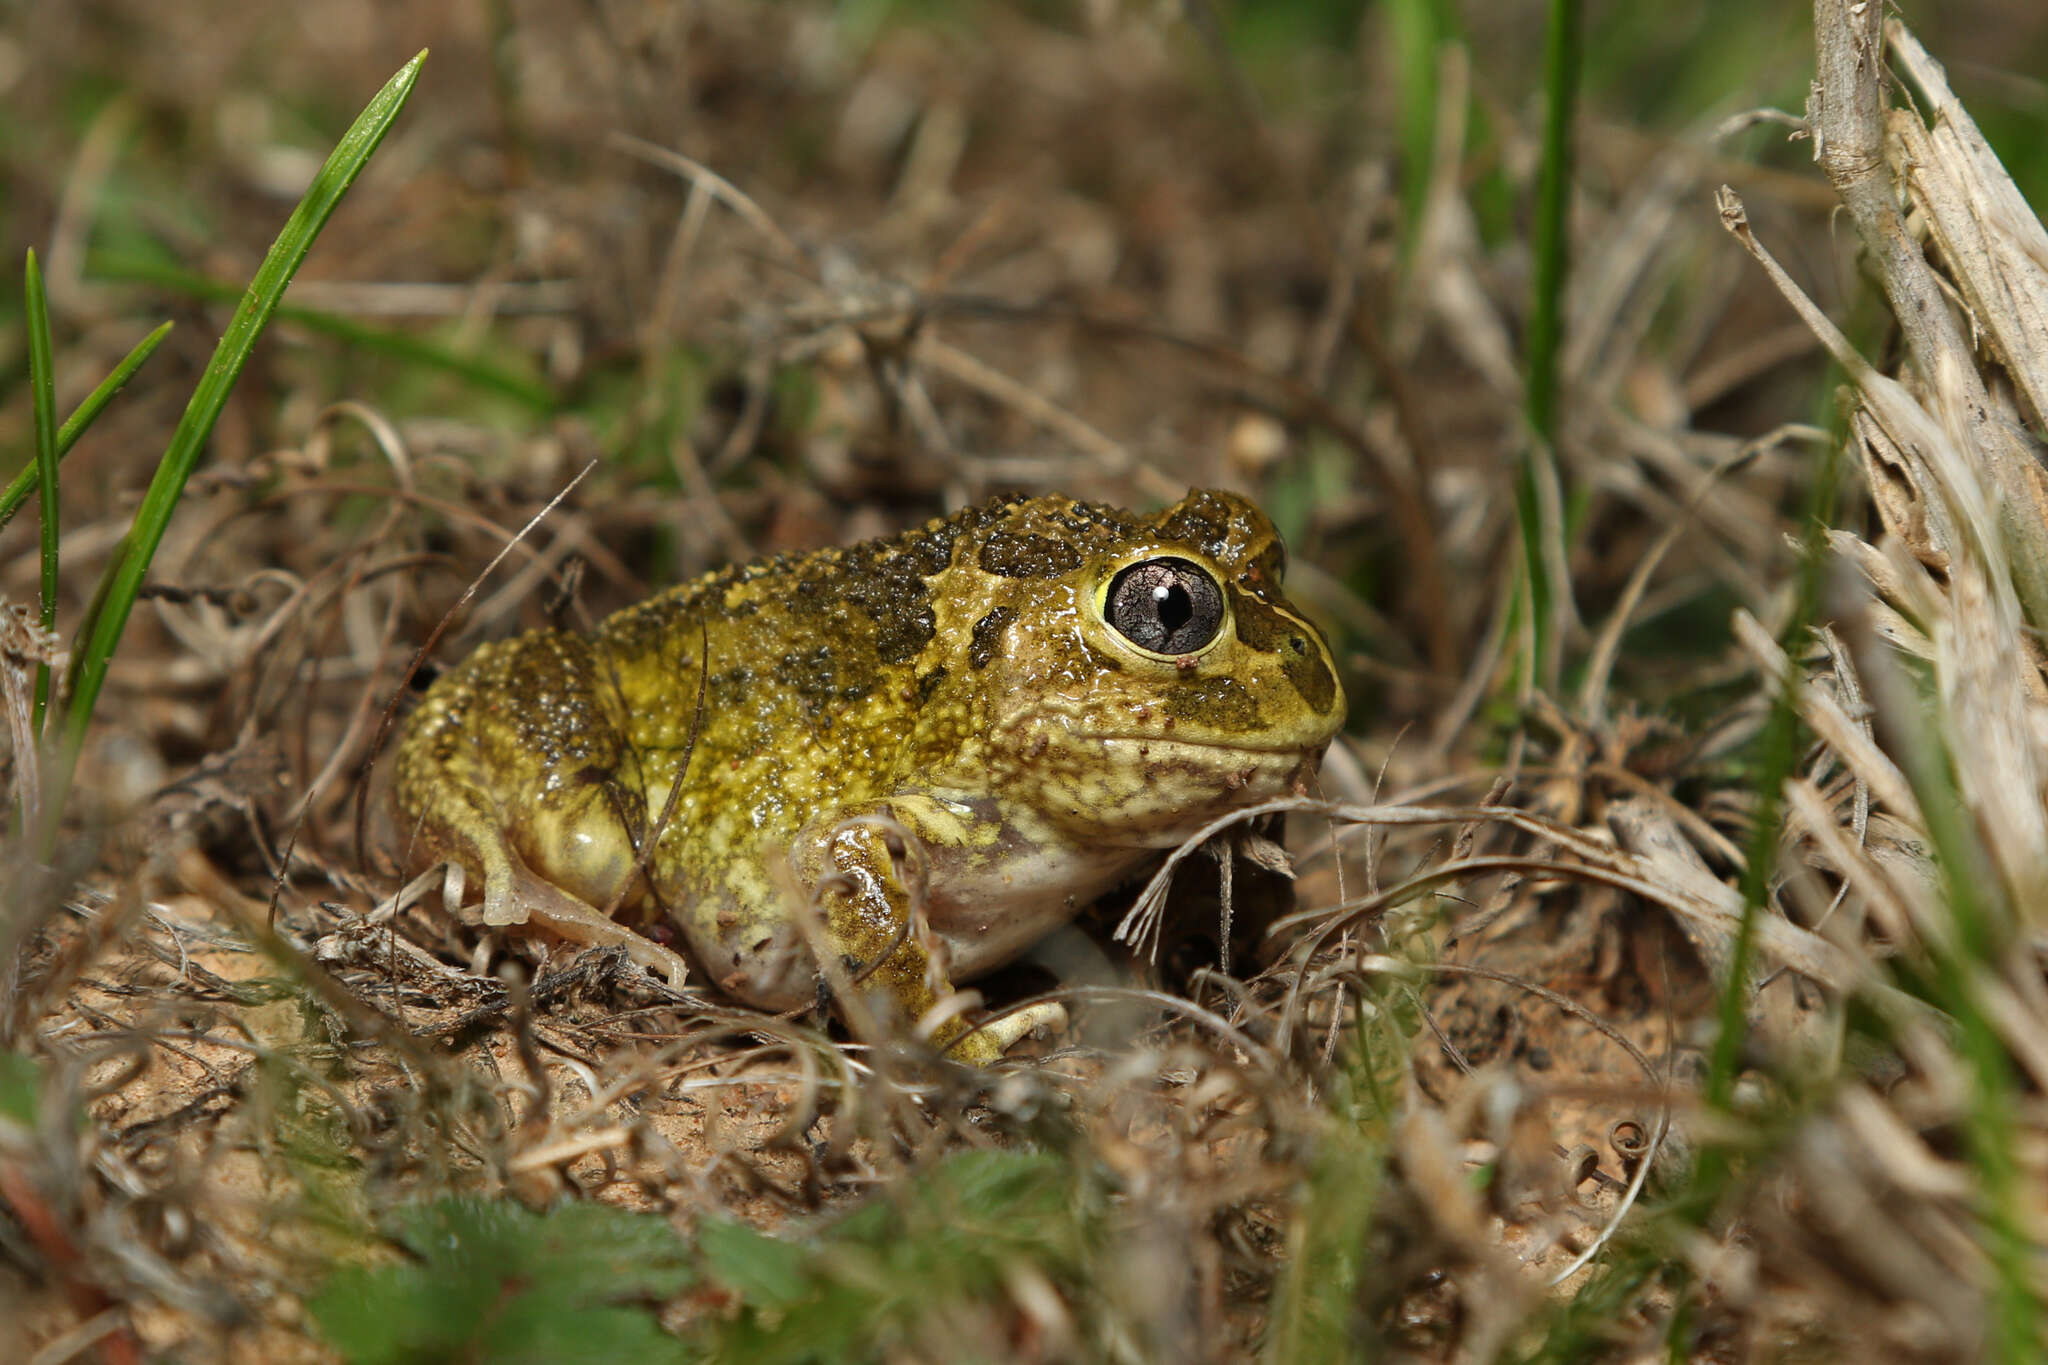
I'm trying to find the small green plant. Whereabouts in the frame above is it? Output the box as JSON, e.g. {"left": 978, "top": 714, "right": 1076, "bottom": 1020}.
{"left": 310, "top": 1198, "right": 699, "bottom": 1365}
{"left": 1261, "top": 1064, "right": 1386, "bottom": 1364}
{"left": 689, "top": 1148, "right": 1098, "bottom": 1363}
{"left": 311, "top": 1149, "right": 1103, "bottom": 1365}
{"left": 0, "top": 1047, "right": 43, "bottom": 1129}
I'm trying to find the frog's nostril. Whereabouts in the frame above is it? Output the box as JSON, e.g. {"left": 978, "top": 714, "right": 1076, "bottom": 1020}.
{"left": 1288, "top": 636, "right": 1307, "bottom": 656}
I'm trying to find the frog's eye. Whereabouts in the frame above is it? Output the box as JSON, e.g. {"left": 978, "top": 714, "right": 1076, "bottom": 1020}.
{"left": 1105, "top": 557, "right": 1226, "bottom": 655}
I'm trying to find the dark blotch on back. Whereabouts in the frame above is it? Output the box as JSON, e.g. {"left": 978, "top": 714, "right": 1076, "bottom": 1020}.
{"left": 978, "top": 531, "right": 1083, "bottom": 579}
{"left": 1155, "top": 490, "right": 1286, "bottom": 584}
{"left": 782, "top": 643, "right": 872, "bottom": 715}
{"left": 1154, "top": 504, "right": 1231, "bottom": 561}
{"left": 788, "top": 518, "right": 964, "bottom": 667}
{"left": 969, "top": 607, "right": 1015, "bottom": 670}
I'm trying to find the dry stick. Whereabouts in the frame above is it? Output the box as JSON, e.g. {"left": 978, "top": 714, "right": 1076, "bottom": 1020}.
{"left": 261, "top": 404, "right": 421, "bottom": 884}
{"left": 44, "top": 96, "right": 134, "bottom": 317}
{"left": 639, "top": 165, "right": 756, "bottom": 565}
{"left": 921, "top": 194, "right": 1014, "bottom": 300}
{"left": 1810, "top": 0, "right": 2048, "bottom": 625}
{"left": 1715, "top": 186, "right": 1974, "bottom": 572}
{"left": 1589, "top": 762, "right": 1746, "bottom": 867}
{"left": 612, "top": 132, "right": 821, "bottom": 507}
{"left": 1679, "top": 324, "right": 1821, "bottom": 415}
{"left": 1425, "top": 555, "right": 1518, "bottom": 762}
{"left": 1888, "top": 22, "right": 2048, "bottom": 433}
{"left": 646, "top": 168, "right": 714, "bottom": 354}
{"left": 222, "top": 478, "right": 636, "bottom": 598}
{"left": 464, "top": 522, "right": 590, "bottom": 638}
{"left": 1008, "top": 983, "right": 1284, "bottom": 1074}
{"left": 919, "top": 340, "right": 1180, "bottom": 503}
{"left": 608, "top": 134, "right": 808, "bottom": 268}
{"left": 1809, "top": 623, "right": 1873, "bottom": 920}
{"left": 1303, "top": 164, "right": 1383, "bottom": 389}
{"left": 1, "top": 606, "right": 63, "bottom": 836}
{"left": 1811, "top": 2, "right": 1949, "bottom": 397}
{"left": 1576, "top": 428, "right": 1826, "bottom": 726}
{"left": 667, "top": 411, "right": 755, "bottom": 567}
{"left": 1782, "top": 777, "right": 1921, "bottom": 948}
{"left": 1730, "top": 609, "right": 1918, "bottom": 825}
{"left": 265, "top": 571, "right": 417, "bottom": 926}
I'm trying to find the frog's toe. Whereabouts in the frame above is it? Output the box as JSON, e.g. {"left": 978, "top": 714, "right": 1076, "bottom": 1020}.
{"left": 939, "top": 1002, "right": 1068, "bottom": 1064}
{"left": 478, "top": 864, "right": 532, "bottom": 927}
{"left": 611, "top": 934, "right": 693, "bottom": 989}
{"left": 985, "top": 1001, "right": 1069, "bottom": 1051}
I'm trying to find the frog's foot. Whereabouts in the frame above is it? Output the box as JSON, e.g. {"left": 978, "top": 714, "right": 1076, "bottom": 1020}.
{"left": 481, "top": 860, "right": 692, "bottom": 989}
{"left": 931, "top": 1001, "right": 1069, "bottom": 1065}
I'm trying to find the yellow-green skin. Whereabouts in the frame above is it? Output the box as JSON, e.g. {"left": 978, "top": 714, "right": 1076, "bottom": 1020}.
{"left": 393, "top": 489, "right": 1345, "bottom": 1062}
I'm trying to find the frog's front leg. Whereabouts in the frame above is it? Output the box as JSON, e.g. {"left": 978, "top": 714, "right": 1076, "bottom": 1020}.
{"left": 789, "top": 806, "right": 1062, "bottom": 1065}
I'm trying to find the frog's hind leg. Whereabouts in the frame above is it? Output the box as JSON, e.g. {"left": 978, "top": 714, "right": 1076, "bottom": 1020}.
{"left": 395, "top": 791, "right": 689, "bottom": 987}
{"left": 407, "top": 805, "right": 692, "bottom": 988}
{"left": 392, "top": 646, "right": 691, "bottom": 986}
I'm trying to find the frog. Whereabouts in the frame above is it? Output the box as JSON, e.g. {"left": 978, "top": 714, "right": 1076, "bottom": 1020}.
{"left": 391, "top": 487, "right": 1346, "bottom": 1063}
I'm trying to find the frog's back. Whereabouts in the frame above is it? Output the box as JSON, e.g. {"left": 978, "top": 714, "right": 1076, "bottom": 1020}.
{"left": 591, "top": 498, "right": 1026, "bottom": 859}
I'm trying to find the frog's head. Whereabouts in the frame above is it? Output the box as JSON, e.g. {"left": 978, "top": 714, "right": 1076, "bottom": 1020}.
{"left": 959, "top": 489, "right": 1347, "bottom": 847}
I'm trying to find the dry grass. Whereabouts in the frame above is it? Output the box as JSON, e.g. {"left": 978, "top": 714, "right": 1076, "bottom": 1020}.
{"left": 3, "top": 2, "right": 2048, "bottom": 1361}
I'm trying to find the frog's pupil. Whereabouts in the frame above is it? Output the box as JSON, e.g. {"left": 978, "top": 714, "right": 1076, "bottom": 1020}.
{"left": 1155, "top": 583, "right": 1190, "bottom": 633}
{"left": 1107, "top": 557, "right": 1224, "bottom": 655}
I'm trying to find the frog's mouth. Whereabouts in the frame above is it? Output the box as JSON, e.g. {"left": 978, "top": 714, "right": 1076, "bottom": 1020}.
{"left": 1058, "top": 735, "right": 1324, "bottom": 844}
{"left": 1081, "top": 735, "right": 1329, "bottom": 795}
{"left": 1083, "top": 732, "right": 1329, "bottom": 759}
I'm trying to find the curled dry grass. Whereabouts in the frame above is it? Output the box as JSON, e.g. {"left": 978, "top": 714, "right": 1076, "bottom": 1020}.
{"left": 2, "top": 2, "right": 2048, "bottom": 1360}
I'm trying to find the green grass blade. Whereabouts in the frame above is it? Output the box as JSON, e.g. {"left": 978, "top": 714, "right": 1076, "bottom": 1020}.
{"left": 22, "top": 251, "right": 59, "bottom": 736}
{"left": 87, "top": 256, "right": 555, "bottom": 412}
{"left": 58, "top": 50, "right": 427, "bottom": 770}
{"left": 0, "top": 320, "right": 173, "bottom": 536}
{"left": 1906, "top": 746, "right": 2035, "bottom": 1360}
{"left": 1524, "top": 0, "right": 1579, "bottom": 444}
{"left": 1262, "top": 1091, "right": 1382, "bottom": 1363}
{"left": 1386, "top": 0, "right": 1446, "bottom": 247}
{"left": 1519, "top": 0, "right": 1583, "bottom": 690}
